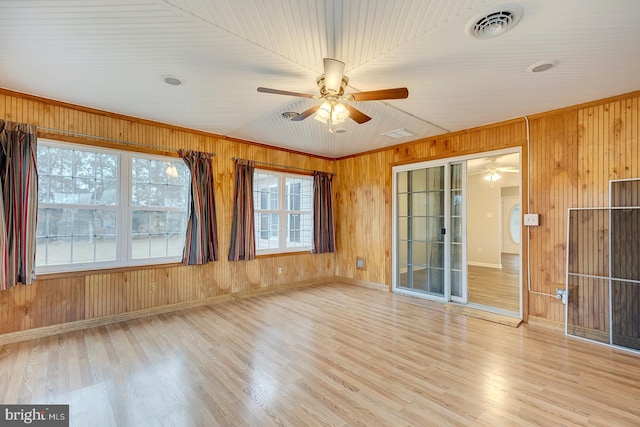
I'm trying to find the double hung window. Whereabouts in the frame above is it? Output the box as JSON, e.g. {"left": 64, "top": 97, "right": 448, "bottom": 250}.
{"left": 253, "top": 170, "right": 313, "bottom": 254}
{"left": 36, "top": 140, "right": 190, "bottom": 272}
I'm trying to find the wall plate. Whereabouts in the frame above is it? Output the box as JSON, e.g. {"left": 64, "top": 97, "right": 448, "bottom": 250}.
{"left": 524, "top": 213, "right": 539, "bottom": 226}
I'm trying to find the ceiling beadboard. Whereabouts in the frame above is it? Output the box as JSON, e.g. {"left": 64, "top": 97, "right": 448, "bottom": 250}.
{"left": 1, "top": 0, "right": 639, "bottom": 157}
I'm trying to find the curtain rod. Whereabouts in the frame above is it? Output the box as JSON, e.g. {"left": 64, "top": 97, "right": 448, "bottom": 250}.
{"left": 232, "top": 157, "right": 335, "bottom": 176}
{"left": 37, "top": 126, "right": 216, "bottom": 156}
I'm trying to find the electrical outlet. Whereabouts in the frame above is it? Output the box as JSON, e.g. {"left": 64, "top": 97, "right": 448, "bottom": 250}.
{"left": 277, "top": 266, "right": 283, "bottom": 275}
{"left": 150, "top": 283, "right": 157, "bottom": 293}
{"left": 555, "top": 288, "right": 568, "bottom": 304}
{"left": 356, "top": 257, "right": 366, "bottom": 270}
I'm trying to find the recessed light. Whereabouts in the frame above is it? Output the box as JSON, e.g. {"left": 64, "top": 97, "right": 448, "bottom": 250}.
{"left": 281, "top": 111, "right": 299, "bottom": 120}
{"left": 527, "top": 60, "right": 558, "bottom": 73}
{"left": 162, "top": 75, "right": 182, "bottom": 86}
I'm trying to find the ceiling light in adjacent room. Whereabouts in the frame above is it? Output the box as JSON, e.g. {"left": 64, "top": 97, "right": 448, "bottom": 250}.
{"left": 484, "top": 170, "right": 502, "bottom": 181}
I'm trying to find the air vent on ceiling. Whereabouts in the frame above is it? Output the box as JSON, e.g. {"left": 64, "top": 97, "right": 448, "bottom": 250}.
{"left": 467, "top": 5, "right": 523, "bottom": 39}
{"left": 382, "top": 128, "right": 414, "bottom": 139}
{"left": 281, "top": 111, "right": 299, "bottom": 120}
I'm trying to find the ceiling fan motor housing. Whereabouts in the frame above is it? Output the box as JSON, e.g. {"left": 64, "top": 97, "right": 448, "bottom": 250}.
{"left": 317, "top": 74, "right": 349, "bottom": 98}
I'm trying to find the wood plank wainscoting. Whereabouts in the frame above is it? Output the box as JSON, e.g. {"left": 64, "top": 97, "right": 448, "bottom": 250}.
{"left": 0, "top": 89, "right": 336, "bottom": 340}
{"left": 1, "top": 282, "right": 640, "bottom": 426}
{"left": 1, "top": 89, "right": 638, "bottom": 337}
{"left": 334, "top": 91, "right": 640, "bottom": 329}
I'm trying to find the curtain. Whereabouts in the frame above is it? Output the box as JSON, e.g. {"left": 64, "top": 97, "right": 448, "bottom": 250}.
{"left": 0, "top": 120, "right": 38, "bottom": 290}
{"left": 228, "top": 159, "right": 256, "bottom": 261}
{"left": 312, "top": 171, "right": 335, "bottom": 253}
{"left": 179, "top": 150, "right": 218, "bottom": 264}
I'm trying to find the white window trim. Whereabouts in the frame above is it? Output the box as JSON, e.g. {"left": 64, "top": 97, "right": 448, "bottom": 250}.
{"left": 36, "top": 139, "right": 189, "bottom": 274}
{"left": 254, "top": 169, "right": 313, "bottom": 255}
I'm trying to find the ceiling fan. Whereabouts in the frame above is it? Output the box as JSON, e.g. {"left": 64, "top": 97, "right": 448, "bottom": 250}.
{"left": 484, "top": 164, "right": 519, "bottom": 182}
{"left": 257, "top": 58, "right": 408, "bottom": 129}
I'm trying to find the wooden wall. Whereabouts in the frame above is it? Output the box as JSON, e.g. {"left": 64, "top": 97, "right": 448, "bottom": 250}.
{"left": 0, "top": 89, "right": 335, "bottom": 337}
{"left": 334, "top": 91, "right": 640, "bottom": 325}
{"left": 333, "top": 121, "right": 527, "bottom": 288}
{"left": 2, "top": 88, "right": 639, "bottom": 335}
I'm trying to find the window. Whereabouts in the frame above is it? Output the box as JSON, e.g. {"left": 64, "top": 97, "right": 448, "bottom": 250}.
{"left": 36, "top": 140, "right": 190, "bottom": 272}
{"left": 253, "top": 170, "right": 313, "bottom": 254}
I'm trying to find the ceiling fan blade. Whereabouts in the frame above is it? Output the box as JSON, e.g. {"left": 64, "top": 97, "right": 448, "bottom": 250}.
{"left": 348, "top": 87, "right": 409, "bottom": 102}
{"left": 343, "top": 104, "right": 371, "bottom": 124}
{"left": 323, "top": 58, "right": 345, "bottom": 92}
{"left": 257, "top": 87, "right": 315, "bottom": 99}
{"left": 497, "top": 167, "right": 520, "bottom": 173}
{"left": 290, "top": 104, "right": 320, "bottom": 121}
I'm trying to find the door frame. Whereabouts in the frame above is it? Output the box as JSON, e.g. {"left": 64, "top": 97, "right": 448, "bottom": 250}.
{"left": 392, "top": 147, "right": 522, "bottom": 316}
{"left": 392, "top": 162, "right": 450, "bottom": 302}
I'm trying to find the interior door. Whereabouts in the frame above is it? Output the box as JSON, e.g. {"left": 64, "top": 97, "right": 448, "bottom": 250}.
{"left": 450, "top": 163, "right": 466, "bottom": 303}
{"left": 395, "top": 165, "right": 446, "bottom": 300}
{"left": 394, "top": 162, "right": 465, "bottom": 302}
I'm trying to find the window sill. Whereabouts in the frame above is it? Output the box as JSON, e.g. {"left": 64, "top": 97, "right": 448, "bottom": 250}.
{"left": 35, "top": 261, "right": 184, "bottom": 280}
{"left": 256, "top": 250, "right": 312, "bottom": 259}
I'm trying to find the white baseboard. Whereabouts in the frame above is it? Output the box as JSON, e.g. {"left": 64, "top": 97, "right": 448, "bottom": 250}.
{"left": 468, "top": 261, "right": 503, "bottom": 269}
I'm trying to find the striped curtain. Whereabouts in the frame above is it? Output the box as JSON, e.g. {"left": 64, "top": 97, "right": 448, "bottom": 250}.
{"left": 0, "top": 120, "right": 38, "bottom": 290}
{"left": 312, "top": 171, "right": 335, "bottom": 253}
{"left": 228, "top": 159, "right": 256, "bottom": 261}
{"left": 179, "top": 150, "right": 218, "bottom": 264}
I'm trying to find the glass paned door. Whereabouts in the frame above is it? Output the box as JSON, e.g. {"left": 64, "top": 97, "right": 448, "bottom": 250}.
{"left": 396, "top": 165, "right": 446, "bottom": 299}
{"left": 394, "top": 161, "right": 467, "bottom": 303}
{"left": 450, "top": 163, "right": 466, "bottom": 302}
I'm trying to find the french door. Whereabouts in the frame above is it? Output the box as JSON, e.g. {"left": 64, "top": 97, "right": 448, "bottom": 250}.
{"left": 393, "top": 161, "right": 466, "bottom": 303}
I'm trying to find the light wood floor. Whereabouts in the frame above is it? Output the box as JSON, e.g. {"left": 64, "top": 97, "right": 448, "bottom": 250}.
{"left": 2, "top": 282, "right": 640, "bottom": 426}
{"left": 468, "top": 253, "right": 520, "bottom": 313}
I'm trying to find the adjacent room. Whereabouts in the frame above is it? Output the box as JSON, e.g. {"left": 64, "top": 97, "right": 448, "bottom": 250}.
{"left": 1, "top": 1, "right": 639, "bottom": 425}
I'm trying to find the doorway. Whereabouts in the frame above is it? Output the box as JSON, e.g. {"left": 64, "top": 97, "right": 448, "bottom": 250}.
{"left": 392, "top": 150, "right": 521, "bottom": 317}
{"left": 466, "top": 153, "right": 521, "bottom": 315}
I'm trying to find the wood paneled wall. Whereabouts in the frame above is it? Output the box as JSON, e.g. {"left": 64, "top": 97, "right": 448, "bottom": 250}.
{"left": 334, "top": 91, "right": 640, "bottom": 325}
{"left": 0, "top": 90, "right": 335, "bottom": 336}
{"left": 333, "top": 120, "right": 527, "bottom": 288}
{"left": 2, "top": 88, "right": 639, "bottom": 334}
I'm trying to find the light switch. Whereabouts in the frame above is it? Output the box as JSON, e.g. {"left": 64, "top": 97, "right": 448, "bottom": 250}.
{"left": 524, "top": 213, "right": 539, "bottom": 226}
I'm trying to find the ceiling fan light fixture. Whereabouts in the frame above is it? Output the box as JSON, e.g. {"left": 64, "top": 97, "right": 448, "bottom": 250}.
{"left": 484, "top": 171, "right": 502, "bottom": 181}
{"left": 314, "top": 101, "right": 332, "bottom": 123}
{"left": 332, "top": 103, "right": 350, "bottom": 123}
{"left": 314, "top": 101, "right": 350, "bottom": 125}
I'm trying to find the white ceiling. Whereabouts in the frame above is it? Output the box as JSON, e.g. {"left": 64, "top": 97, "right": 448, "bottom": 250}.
{"left": 1, "top": 0, "right": 639, "bottom": 158}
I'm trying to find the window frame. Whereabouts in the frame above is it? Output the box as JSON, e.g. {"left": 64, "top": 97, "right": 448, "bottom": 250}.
{"left": 253, "top": 169, "right": 313, "bottom": 255}
{"left": 36, "top": 139, "right": 190, "bottom": 273}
